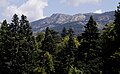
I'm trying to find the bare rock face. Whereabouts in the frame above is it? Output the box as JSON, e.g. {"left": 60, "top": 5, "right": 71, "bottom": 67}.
{"left": 71, "top": 14, "right": 86, "bottom": 22}
{"left": 31, "top": 11, "right": 115, "bottom": 35}
{"left": 50, "top": 14, "right": 72, "bottom": 24}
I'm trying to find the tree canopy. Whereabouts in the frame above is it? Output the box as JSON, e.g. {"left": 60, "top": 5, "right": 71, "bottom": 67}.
{"left": 0, "top": 2, "right": 120, "bottom": 74}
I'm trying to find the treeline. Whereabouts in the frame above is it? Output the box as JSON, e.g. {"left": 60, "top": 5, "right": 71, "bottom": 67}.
{"left": 0, "top": 3, "right": 120, "bottom": 74}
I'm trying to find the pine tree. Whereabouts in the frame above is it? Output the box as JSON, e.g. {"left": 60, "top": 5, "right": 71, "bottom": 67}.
{"left": 67, "top": 28, "right": 77, "bottom": 66}
{"left": 0, "top": 14, "right": 21, "bottom": 74}
{"left": 77, "top": 16, "right": 101, "bottom": 73}
{"left": 68, "top": 65, "right": 82, "bottom": 74}
{"left": 61, "top": 27, "right": 68, "bottom": 37}
{"left": 0, "top": 20, "right": 10, "bottom": 73}
{"left": 18, "top": 15, "right": 36, "bottom": 73}
{"left": 113, "top": 2, "right": 120, "bottom": 49}
{"left": 10, "top": 14, "right": 19, "bottom": 33}
{"left": 44, "top": 52, "right": 55, "bottom": 74}
{"left": 58, "top": 28, "right": 77, "bottom": 74}
{"left": 36, "top": 32, "right": 45, "bottom": 49}
{"left": 101, "top": 3, "right": 120, "bottom": 73}
{"left": 0, "top": 14, "right": 36, "bottom": 73}
{"left": 101, "top": 23, "right": 116, "bottom": 58}
{"left": 41, "top": 27, "right": 56, "bottom": 54}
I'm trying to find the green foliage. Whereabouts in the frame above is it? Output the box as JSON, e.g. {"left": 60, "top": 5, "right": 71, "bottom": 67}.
{"left": 61, "top": 27, "right": 68, "bottom": 37}
{"left": 34, "top": 67, "right": 46, "bottom": 74}
{"left": 77, "top": 16, "right": 101, "bottom": 73}
{"left": 44, "top": 52, "right": 55, "bottom": 74}
{"left": 55, "top": 28, "right": 78, "bottom": 74}
{"left": 101, "top": 23, "right": 116, "bottom": 58}
{"left": 68, "top": 65, "right": 83, "bottom": 74}
{"left": 36, "top": 32, "right": 45, "bottom": 49}
{"left": 1, "top": 2, "right": 120, "bottom": 73}
{"left": 41, "top": 27, "right": 57, "bottom": 54}
{"left": 101, "top": 3, "right": 120, "bottom": 73}
{"left": 0, "top": 14, "right": 36, "bottom": 74}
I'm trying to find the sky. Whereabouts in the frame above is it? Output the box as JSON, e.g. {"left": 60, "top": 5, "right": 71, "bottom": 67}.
{"left": 0, "top": 0, "right": 119, "bottom": 22}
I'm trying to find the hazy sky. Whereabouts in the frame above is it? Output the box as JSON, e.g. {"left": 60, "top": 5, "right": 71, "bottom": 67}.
{"left": 0, "top": 0, "right": 119, "bottom": 22}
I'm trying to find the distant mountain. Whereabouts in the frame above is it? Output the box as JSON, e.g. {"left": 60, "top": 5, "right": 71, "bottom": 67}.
{"left": 0, "top": 23, "right": 1, "bottom": 27}
{"left": 31, "top": 11, "right": 115, "bottom": 35}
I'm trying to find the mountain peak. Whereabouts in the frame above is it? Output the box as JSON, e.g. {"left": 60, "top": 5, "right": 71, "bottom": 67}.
{"left": 31, "top": 11, "right": 115, "bottom": 34}
{"left": 50, "top": 13, "right": 71, "bottom": 17}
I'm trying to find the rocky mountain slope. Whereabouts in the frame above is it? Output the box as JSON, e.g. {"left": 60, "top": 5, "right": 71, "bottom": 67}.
{"left": 31, "top": 11, "right": 115, "bottom": 35}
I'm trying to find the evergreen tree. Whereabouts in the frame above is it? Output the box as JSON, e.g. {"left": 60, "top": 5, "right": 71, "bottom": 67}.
{"left": 113, "top": 2, "right": 120, "bottom": 49}
{"left": 44, "top": 52, "right": 55, "bottom": 74}
{"left": 58, "top": 28, "right": 77, "bottom": 74}
{"left": 101, "top": 3, "right": 120, "bottom": 73}
{"left": 50, "top": 29, "right": 61, "bottom": 43}
{"left": 77, "top": 16, "right": 101, "bottom": 73}
{"left": 0, "top": 20, "right": 10, "bottom": 73}
{"left": 0, "top": 14, "right": 21, "bottom": 74}
{"left": 10, "top": 14, "right": 19, "bottom": 33}
{"left": 67, "top": 28, "right": 77, "bottom": 66}
{"left": 1, "top": 2, "right": 120, "bottom": 73}
{"left": 36, "top": 32, "right": 45, "bottom": 49}
{"left": 0, "top": 14, "right": 36, "bottom": 74}
{"left": 18, "top": 15, "right": 36, "bottom": 73}
{"left": 61, "top": 27, "right": 68, "bottom": 37}
{"left": 41, "top": 27, "right": 56, "bottom": 54}
{"left": 68, "top": 65, "right": 82, "bottom": 74}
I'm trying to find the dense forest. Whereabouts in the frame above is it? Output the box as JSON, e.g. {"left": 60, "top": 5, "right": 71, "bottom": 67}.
{"left": 0, "top": 2, "right": 120, "bottom": 74}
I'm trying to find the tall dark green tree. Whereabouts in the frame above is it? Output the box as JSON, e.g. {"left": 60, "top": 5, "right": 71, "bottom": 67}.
{"left": 77, "top": 16, "right": 101, "bottom": 73}
{"left": 67, "top": 28, "right": 77, "bottom": 65}
{"left": 10, "top": 14, "right": 19, "bottom": 33}
{"left": 0, "top": 20, "right": 10, "bottom": 73}
{"left": 101, "top": 23, "right": 115, "bottom": 58}
{"left": 36, "top": 32, "right": 45, "bottom": 49}
{"left": 101, "top": 22, "right": 120, "bottom": 74}
{"left": 0, "top": 14, "right": 21, "bottom": 74}
{"left": 17, "top": 15, "right": 36, "bottom": 73}
{"left": 41, "top": 27, "right": 56, "bottom": 54}
{"left": 44, "top": 52, "right": 55, "bottom": 74}
{"left": 0, "top": 14, "right": 36, "bottom": 74}
{"left": 110, "top": 6, "right": 120, "bottom": 71}
{"left": 61, "top": 27, "right": 68, "bottom": 37}
{"left": 113, "top": 2, "right": 120, "bottom": 49}
{"left": 101, "top": 2, "right": 120, "bottom": 73}
{"left": 57, "top": 28, "right": 77, "bottom": 74}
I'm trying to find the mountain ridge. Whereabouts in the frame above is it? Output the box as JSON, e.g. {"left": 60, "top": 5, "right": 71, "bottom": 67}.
{"left": 31, "top": 11, "right": 115, "bottom": 35}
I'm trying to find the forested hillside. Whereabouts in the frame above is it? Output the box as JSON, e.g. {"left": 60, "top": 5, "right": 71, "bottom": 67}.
{"left": 0, "top": 2, "right": 120, "bottom": 74}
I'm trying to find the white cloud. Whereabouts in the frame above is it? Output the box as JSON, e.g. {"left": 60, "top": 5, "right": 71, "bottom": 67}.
{"left": 3, "top": 0, "right": 48, "bottom": 22}
{"left": 61, "top": 0, "right": 101, "bottom": 7}
{"left": 0, "top": 0, "right": 7, "bottom": 7}
{"left": 94, "top": 9, "right": 102, "bottom": 14}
